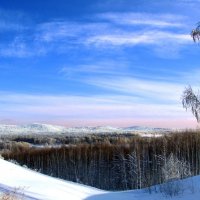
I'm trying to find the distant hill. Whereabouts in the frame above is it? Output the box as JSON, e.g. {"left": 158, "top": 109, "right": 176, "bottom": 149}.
{"left": 0, "top": 123, "right": 171, "bottom": 135}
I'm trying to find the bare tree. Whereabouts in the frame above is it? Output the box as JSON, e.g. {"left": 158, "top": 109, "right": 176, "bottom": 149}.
{"left": 191, "top": 23, "right": 200, "bottom": 42}
{"left": 182, "top": 86, "right": 200, "bottom": 122}
{"left": 182, "top": 23, "right": 200, "bottom": 120}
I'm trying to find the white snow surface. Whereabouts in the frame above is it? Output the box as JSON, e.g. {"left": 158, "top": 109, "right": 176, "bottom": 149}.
{"left": 1, "top": 158, "right": 200, "bottom": 200}
{"left": 0, "top": 123, "right": 171, "bottom": 135}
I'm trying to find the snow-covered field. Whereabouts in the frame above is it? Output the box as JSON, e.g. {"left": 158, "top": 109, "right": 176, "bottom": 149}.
{"left": 1, "top": 158, "right": 200, "bottom": 200}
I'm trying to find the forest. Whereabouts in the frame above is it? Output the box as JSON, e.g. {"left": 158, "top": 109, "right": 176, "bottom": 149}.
{"left": 2, "top": 130, "right": 200, "bottom": 191}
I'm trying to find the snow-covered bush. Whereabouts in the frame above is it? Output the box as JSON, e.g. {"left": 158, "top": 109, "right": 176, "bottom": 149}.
{"left": 159, "top": 153, "right": 191, "bottom": 197}
{"left": 162, "top": 153, "right": 191, "bottom": 181}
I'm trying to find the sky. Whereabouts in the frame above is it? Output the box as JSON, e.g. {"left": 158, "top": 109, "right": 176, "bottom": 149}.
{"left": 0, "top": 0, "right": 200, "bottom": 128}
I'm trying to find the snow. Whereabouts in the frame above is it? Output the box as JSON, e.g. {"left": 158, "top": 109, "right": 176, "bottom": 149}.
{"left": 0, "top": 123, "right": 170, "bottom": 135}
{"left": 0, "top": 158, "right": 104, "bottom": 200}
{"left": 1, "top": 158, "right": 200, "bottom": 200}
{"left": 0, "top": 123, "right": 66, "bottom": 135}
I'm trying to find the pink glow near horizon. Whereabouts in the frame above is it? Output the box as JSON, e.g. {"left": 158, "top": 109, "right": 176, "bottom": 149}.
{"left": 0, "top": 93, "right": 198, "bottom": 129}
{"left": 56, "top": 119, "right": 198, "bottom": 129}
{"left": 5, "top": 118, "right": 197, "bottom": 129}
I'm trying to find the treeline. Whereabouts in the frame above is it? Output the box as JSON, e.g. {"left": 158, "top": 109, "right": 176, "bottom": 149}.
{"left": 2, "top": 130, "right": 200, "bottom": 190}
{"left": 0, "top": 133, "right": 136, "bottom": 153}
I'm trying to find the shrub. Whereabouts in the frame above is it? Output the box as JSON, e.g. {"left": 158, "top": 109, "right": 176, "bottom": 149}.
{"left": 0, "top": 188, "right": 24, "bottom": 200}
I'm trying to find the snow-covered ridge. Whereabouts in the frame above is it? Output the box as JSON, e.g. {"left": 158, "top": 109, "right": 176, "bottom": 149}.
{"left": 0, "top": 123, "right": 66, "bottom": 135}
{"left": 0, "top": 123, "right": 171, "bottom": 135}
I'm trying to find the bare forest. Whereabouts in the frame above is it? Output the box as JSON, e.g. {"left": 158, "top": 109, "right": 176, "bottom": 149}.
{"left": 2, "top": 130, "right": 200, "bottom": 191}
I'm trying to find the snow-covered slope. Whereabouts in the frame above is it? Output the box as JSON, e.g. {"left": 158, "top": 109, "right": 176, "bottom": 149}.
{"left": 0, "top": 123, "right": 66, "bottom": 135}
{"left": 0, "top": 123, "right": 171, "bottom": 135}
{"left": 0, "top": 158, "right": 104, "bottom": 200}
{"left": 0, "top": 158, "right": 200, "bottom": 200}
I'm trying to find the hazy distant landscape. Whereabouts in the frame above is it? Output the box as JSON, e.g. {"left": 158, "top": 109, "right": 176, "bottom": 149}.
{"left": 0, "top": 123, "right": 171, "bottom": 135}
{"left": 0, "top": 124, "right": 199, "bottom": 191}
{"left": 2, "top": 126, "right": 200, "bottom": 199}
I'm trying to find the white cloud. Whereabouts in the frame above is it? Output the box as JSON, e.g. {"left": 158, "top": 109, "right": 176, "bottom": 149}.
{"left": 0, "top": 36, "right": 47, "bottom": 58}
{"left": 0, "top": 10, "right": 193, "bottom": 58}
{"left": 0, "top": 38, "right": 31, "bottom": 58}
{"left": 0, "top": 92, "right": 191, "bottom": 124}
{"left": 86, "top": 76, "right": 185, "bottom": 103}
{"left": 60, "top": 60, "right": 130, "bottom": 78}
{"left": 86, "top": 31, "right": 191, "bottom": 47}
{"left": 97, "top": 13, "right": 186, "bottom": 28}
{"left": 32, "top": 13, "right": 192, "bottom": 55}
{"left": 35, "top": 21, "right": 110, "bottom": 42}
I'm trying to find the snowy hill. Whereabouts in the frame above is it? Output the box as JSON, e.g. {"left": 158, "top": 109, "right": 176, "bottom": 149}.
{"left": 0, "top": 158, "right": 200, "bottom": 200}
{"left": 0, "top": 123, "right": 171, "bottom": 135}
{"left": 0, "top": 123, "right": 66, "bottom": 135}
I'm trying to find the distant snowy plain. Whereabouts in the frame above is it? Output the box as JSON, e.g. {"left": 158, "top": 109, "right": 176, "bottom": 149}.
{"left": 1, "top": 158, "right": 200, "bottom": 200}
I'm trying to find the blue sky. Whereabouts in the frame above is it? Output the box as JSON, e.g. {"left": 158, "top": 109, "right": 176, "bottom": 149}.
{"left": 0, "top": 0, "right": 200, "bottom": 128}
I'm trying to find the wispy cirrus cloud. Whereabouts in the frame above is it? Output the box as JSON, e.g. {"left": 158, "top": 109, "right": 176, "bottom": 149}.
{"left": 86, "top": 30, "right": 191, "bottom": 47}
{"left": 60, "top": 59, "right": 199, "bottom": 111}
{"left": 0, "top": 10, "right": 193, "bottom": 58}
{"left": 35, "top": 21, "right": 110, "bottom": 42}
{"left": 60, "top": 60, "right": 131, "bottom": 78}
{"left": 0, "top": 36, "right": 47, "bottom": 58}
{"left": 32, "top": 13, "right": 193, "bottom": 58}
{"left": 86, "top": 76, "right": 184, "bottom": 103}
{"left": 97, "top": 13, "right": 186, "bottom": 28}
{"left": 0, "top": 37, "right": 32, "bottom": 57}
